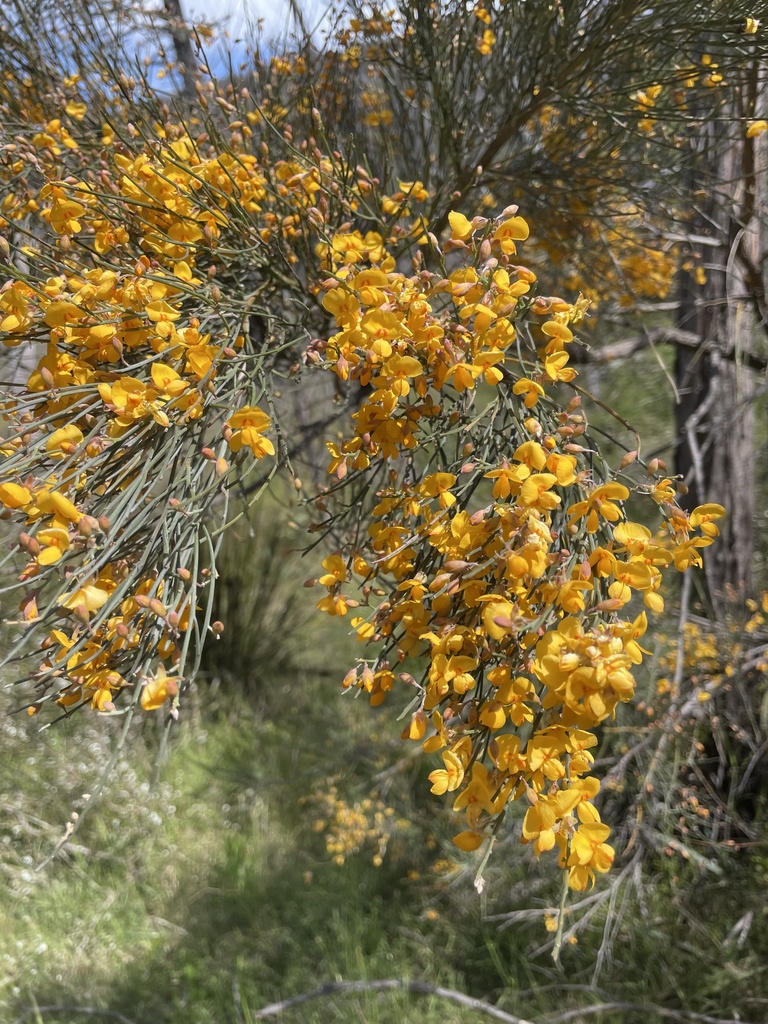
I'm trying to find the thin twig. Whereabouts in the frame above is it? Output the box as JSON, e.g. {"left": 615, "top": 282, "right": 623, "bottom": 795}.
{"left": 544, "top": 1002, "right": 758, "bottom": 1024}
{"left": 250, "top": 979, "right": 537, "bottom": 1023}
{"left": 247, "top": 979, "right": 758, "bottom": 1024}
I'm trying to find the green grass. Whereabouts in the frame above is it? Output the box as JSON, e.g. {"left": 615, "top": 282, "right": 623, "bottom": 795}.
{"left": 4, "top": 666, "right": 768, "bottom": 1024}
{"left": 0, "top": 682, "right": 539, "bottom": 1024}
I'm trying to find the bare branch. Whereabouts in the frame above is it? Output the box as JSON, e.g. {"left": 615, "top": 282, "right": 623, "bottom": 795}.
{"left": 573, "top": 328, "right": 768, "bottom": 372}
{"left": 247, "top": 979, "right": 760, "bottom": 1024}
{"left": 250, "top": 979, "right": 537, "bottom": 1023}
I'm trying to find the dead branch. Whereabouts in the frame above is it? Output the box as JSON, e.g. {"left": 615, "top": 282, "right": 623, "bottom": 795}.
{"left": 250, "top": 979, "right": 536, "bottom": 1022}
{"left": 247, "top": 978, "right": 760, "bottom": 1024}
{"left": 574, "top": 327, "right": 768, "bottom": 373}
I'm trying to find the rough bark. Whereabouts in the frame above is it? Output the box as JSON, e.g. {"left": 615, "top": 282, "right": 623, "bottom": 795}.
{"left": 674, "top": 85, "right": 763, "bottom": 606}
{"left": 163, "top": 0, "right": 196, "bottom": 101}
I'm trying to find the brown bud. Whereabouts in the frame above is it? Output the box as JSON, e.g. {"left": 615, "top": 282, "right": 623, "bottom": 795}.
{"left": 211, "top": 620, "right": 224, "bottom": 636}
{"left": 467, "top": 508, "right": 485, "bottom": 525}
{"left": 444, "top": 560, "right": 474, "bottom": 573}
{"left": 593, "top": 598, "right": 624, "bottom": 613}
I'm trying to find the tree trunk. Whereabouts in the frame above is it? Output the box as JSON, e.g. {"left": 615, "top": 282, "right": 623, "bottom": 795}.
{"left": 674, "top": 92, "right": 760, "bottom": 607}
{"left": 163, "top": 0, "right": 196, "bottom": 101}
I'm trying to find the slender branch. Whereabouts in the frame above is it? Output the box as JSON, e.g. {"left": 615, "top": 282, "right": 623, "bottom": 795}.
{"left": 248, "top": 979, "right": 758, "bottom": 1024}
{"left": 573, "top": 329, "right": 768, "bottom": 373}
{"left": 250, "top": 979, "right": 537, "bottom": 1023}
{"left": 546, "top": 1003, "right": 758, "bottom": 1024}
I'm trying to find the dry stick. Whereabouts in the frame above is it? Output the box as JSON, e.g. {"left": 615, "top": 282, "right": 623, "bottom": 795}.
{"left": 250, "top": 979, "right": 537, "bottom": 1023}
{"left": 547, "top": 1003, "right": 757, "bottom": 1024}
{"left": 571, "top": 328, "right": 768, "bottom": 375}
{"left": 248, "top": 980, "right": 755, "bottom": 1024}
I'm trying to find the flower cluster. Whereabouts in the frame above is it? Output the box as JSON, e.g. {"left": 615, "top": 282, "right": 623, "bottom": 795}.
{"left": 0, "top": 84, "right": 361, "bottom": 717}
{"left": 312, "top": 211, "right": 724, "bottom": 888}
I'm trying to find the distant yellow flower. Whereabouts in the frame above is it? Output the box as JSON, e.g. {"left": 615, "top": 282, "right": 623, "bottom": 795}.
{"left": 476, "top": 28, "right": 496, "bottom": 55}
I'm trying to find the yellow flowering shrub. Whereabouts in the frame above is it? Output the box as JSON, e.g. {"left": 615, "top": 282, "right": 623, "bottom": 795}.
{"left": 0, "top": 8, "right": 727, "bottom": 901}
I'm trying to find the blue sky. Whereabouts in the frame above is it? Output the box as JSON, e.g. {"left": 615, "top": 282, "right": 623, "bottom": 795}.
{"left": 181, "top": 0, "right": 331, "bottom": 42}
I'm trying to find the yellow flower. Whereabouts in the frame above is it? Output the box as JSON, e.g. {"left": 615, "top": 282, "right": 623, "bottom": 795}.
{"left": 493, "top": 216, "right": 529, "bottom": 253}
{"left": 567, "top": 482, "right": 629, "bottom": 533}
{"left": 512, "top": 377, "right": 545, "bottom": 408}
{"left": 428, "top": 750, "right": 465, "bottom": 794}
{"left": 227, "top": 406, "right": 275, "bottom": 459}
{"left": 689, "top": 503, "right": 725, "bottom": 538}
{"left": 448, "top": 211, "right": 474, "bottom": 241}
{"left": 567, "top": 821, "right": 614, "bottom": 890}
{"left": 141, "top": 664, "right": 180, "bottom": 711}
{"left": 318, "top": 553, "right": 347, "bottom": 586}
{"left": 420, "top": 472, "right": 457, "bottom": 508}
{"left": 476, "top": 28, "right": 497, "bottom": 55}
{"left": 453, "top": 762, "right": 495, "bottom": 822}
{"left": 453, "top": 830, "right": 484, "bottom": 851}
{"left": 0, "top": 482, "right": 32, "bottom": 509}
